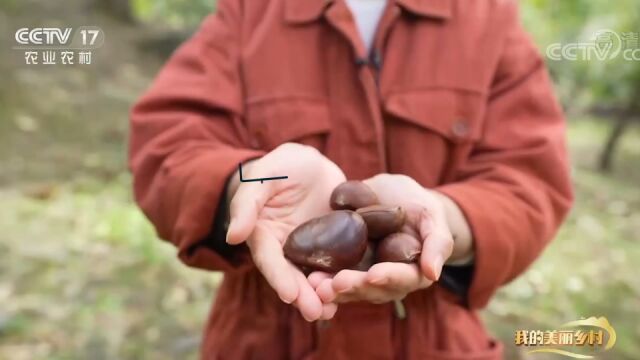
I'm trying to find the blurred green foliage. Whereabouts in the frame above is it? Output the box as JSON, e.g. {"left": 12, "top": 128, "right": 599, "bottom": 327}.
{"left": 132, "top": 0, "right": 215, "bottom": 29}
{"left": 521, "top": 0, "right": 640, "bottom": 111}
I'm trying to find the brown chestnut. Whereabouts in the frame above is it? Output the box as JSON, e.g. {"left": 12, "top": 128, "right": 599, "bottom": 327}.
{"left": 350, "top": 242, "right": 375, "bottom": 271}
{"left": 284, "top": 211, "right": 368, "bottom": 272}
{"left": 330, "top": 181, "right": 379, "bottom": 211}
{"left": 356, "top": 205, "right": 406, "bottom": 239}
{"left": 376, "top": 233, "right": 422, "bottom": 263}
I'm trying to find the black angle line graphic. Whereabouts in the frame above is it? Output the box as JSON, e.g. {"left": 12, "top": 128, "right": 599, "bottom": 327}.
{"left": 238, "top": 163, "right": 288, "bottom": 184}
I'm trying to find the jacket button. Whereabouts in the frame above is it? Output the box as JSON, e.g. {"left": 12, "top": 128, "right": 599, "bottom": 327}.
{"left": 452, "top": 119, "right": 469, "bottom": 138}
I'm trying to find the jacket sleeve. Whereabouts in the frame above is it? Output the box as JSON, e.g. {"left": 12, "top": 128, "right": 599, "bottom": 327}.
{"left": 128, "top": 0, "right": 264, "bottom": 272}
{"left": 436, "top": 2, "right": 574, "bottom": 309}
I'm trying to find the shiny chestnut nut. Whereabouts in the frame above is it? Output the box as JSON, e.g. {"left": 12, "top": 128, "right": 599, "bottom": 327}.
{"left": 330, "top": 181, "right": 379, "bottom": 211}
{"left": 350, "top": 242, "right": 375, "bottom": 271}
{"left": 376, "top": 233, "right": 422, "bottom": 263}
{"left": 284, "top": 211, "right": 368, "bottom": 272}
{"left": 356, "top": 205, "right": 406, "bottom": 239}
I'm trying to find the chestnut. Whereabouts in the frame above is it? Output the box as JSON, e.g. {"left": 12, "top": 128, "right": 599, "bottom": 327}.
{"left": 284, "top": 211, "right": 368, "bottom": 272}
{"left": 330, "top": 181, "right": 379, "bottom": 211}
{"left": 376, "top": 233, "right": 422, "bottom": 263}
{"left": 350, "top": 242, "right": 375, "bottom": 271}
{"left": 356, "top": 205, "right": 406, "bottom": 239}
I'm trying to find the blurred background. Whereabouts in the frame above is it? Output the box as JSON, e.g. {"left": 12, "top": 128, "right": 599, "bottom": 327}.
{"left": 0, "top": 0, "right": 639, "bottom": 359}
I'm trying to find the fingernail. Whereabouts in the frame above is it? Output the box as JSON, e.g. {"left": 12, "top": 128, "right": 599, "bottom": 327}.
{"left": 225, "top": 221, "right": 235, "bottom": 243}
{"left": 280, "top": 295, "right": 295, "bottom": 304}
{"left": 369, "top": 277, "right": 388, "bottom": 285}
{"left": 433, "top": 255, "right": 444, "bottom": 280}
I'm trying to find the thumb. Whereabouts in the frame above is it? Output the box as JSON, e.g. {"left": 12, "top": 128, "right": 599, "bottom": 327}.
{"left": 415, "top": 206, "right": 452, "bottom": 282}
{"left": 226, "top": 181, "right": 272, "bottom": 245}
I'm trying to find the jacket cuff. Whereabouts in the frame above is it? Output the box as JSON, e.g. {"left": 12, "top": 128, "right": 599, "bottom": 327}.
{"left": 197, "top": 158, "right": 264, "bottom": 271}
{"left": 199, "top": 174, "right": 248, "bottom": 267}
{"left": 172, "top": 149, "right": 264, "bottom": 272}
{"left": 435, "top": 182, "right": 514, "bottom": 309}
{"left": 439, "top": 264, "right": 474, "bottom": 305}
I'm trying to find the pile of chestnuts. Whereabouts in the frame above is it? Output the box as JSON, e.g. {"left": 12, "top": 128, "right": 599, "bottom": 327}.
{"left": 284, "top": 181, "right": 422, "bottom": 273}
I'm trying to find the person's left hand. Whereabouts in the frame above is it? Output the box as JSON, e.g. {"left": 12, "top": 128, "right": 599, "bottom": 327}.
{"left": 311, "top": 174, "right": 455, "bottom": 304}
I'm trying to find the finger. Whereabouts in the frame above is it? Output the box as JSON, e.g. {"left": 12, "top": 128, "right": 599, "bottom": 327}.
{"left": 293, "top": 269, "right": 323, "bottom": 322}
{"left": 414, "top": 207, "right": 454, "bottom": 281}
{"left": 334, "top": 285, "right": 389, "bottom": 304}
{"left": 366, "top": 262, "right": 432, "bottom": 292}
{"left": 331, "top": 270, "right": 368, "bottom": 294}
{"left": 331, "top": 264, "right": 416, "bottom": 304}
{"left": 328, "top": 268, "right": 408, "bottom": 304}
{"left": 308, "top": 271, "right": 333, "bottom": 290}
{"left": 316, "top": 279, "right": 337, "bottom": 303}
{"left": 226, "top": 180, "right": 273, "bottom": 245}
{"left": 247, "top": 227, "right": 298, "bottom": 304}
{"left": 320, "top": 302, "right": 338, "bottom": 320}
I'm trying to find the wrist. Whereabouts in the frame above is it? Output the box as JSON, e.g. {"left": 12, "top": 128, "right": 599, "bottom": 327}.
{"left": 432, "top": 191, "right": 475, "bottom": 265}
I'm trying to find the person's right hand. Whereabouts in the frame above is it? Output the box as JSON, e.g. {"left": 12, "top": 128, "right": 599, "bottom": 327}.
{"left": 225, "top": 143, "right": 346, "bottom": 321}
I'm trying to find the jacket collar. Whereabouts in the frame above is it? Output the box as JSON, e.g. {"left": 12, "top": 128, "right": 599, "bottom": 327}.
{"left": 285, "top": 0, "right": 453, "bottom": 24}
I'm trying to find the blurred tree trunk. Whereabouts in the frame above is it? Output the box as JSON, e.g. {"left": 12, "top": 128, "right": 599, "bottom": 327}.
{"left": 599, "top": 116, "right": 633, "bottom": 172}
{"left": 596, "top": 98, "right": 639, "bottom": 172}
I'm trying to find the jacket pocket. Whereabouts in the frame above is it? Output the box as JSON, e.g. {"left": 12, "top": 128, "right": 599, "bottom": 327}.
{"left": 245, "top": 97, "right": 332, "bottom": 151}
{"left": 384, "top": 88, "right": 486, "bottom": 144}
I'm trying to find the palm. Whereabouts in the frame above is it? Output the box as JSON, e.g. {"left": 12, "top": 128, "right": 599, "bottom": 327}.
{"left": 256, "top": 178, "right": 338, "bottom": 245}
{"left": 227, "top": 143, "right": 345, "bottom": 321}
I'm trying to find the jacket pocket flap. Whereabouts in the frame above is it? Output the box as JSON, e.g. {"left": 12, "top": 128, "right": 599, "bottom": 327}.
{"left": 245, "top": 98, "right": 331, "bottom": 149}
{"left": 385, "top": 89, "right": 485, "bottom": 143}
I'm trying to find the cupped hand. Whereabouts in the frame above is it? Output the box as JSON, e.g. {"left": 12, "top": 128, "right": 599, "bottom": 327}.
{"left": 312, "top": 174, "right": 454, "bottom": 304}
{"left": 225, "top": 143, "right": 345, "bottom": 321}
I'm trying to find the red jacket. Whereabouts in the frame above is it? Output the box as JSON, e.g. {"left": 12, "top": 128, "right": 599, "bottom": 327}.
{"left": 129, "top": 0, "right": 573, "bottom": 358}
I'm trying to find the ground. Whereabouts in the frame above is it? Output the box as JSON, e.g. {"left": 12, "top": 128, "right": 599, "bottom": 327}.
{"left": 1, "top": 1, "right": 639, "bottom": 359}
